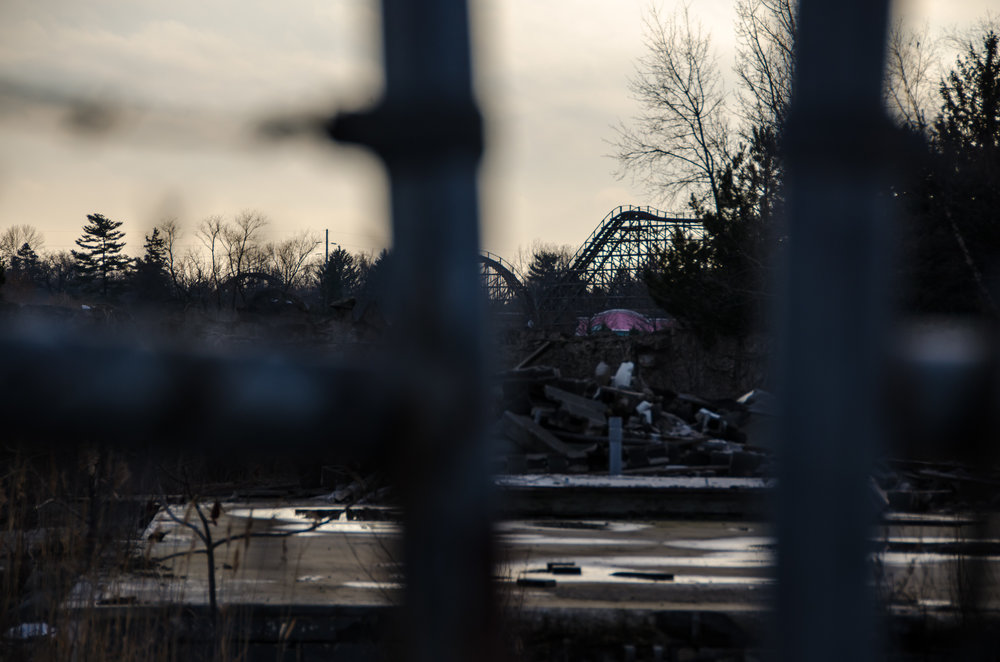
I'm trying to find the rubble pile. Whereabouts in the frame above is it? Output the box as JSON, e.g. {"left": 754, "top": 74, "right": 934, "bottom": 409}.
{"left": 492, "top": 361, "right": 775, "bottom": 477}
{"left": 874, "top": 459, "right": 1000, "bottom": 512}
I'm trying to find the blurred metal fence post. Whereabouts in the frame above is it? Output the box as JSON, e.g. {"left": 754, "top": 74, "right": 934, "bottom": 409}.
{"left": 777, "top": 0, "right": 893, "bottom": 660}
{"left": 329, "top": 1, "right": 493, "bottom": 661}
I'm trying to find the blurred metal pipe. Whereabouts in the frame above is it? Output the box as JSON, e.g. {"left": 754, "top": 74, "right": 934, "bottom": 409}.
{"left": 777, "top": 0, "right": 893, "bottom": 660}
{"left": 329, "top": 1, "right": 493, "bottom": 660}
{"left": 0, "top": 333, "right": 394, "bottom": 459}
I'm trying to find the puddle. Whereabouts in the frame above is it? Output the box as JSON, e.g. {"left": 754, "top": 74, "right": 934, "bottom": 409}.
{"left": 673, "top": 575, "right": 771, "bottom": 585}
{"left": 153, "top": 508, "right": 1000, "bottom": 600}
{"left": 514, "top": 553, "right": 771, "bottom": 570}
{"left": 498, "top": 521, "right": 650, "bottom": 534}
{"left": 269, "top": 521, "right": 397, "bottom": 537}
{"left": 500, "top": 534, "right": 649, "bottom": 547}
{"left": 222, "top": 507, "right": 398, "bottom": 537}
{"left": 664, "top": 536, "right": 773, "bottom": 551}
{"left": 533, "top": 521, "right": 612, "bottom": 531}
{"left": 503, "top": 563, "right": 772, "bottom": 587}
{"left": 884, "top": 536, "right": 1000, "bottom": 545}
{"left": 342, "top": 581, "right": 402, "bottom": 591}
{"left": 879, "top": 552, "right": 1000, "bottom": 566}
{"left": 883, "top": 513, "right": 978, "bottom": 526}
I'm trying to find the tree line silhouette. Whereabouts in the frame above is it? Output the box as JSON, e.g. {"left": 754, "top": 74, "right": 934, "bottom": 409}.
{"left": 0, "top": 212, "right": 391, "bottom": 313}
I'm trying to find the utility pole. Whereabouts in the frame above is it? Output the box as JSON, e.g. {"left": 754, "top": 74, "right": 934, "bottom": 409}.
{"left": 325, "top": 228, "right": 329, "bottom": 264}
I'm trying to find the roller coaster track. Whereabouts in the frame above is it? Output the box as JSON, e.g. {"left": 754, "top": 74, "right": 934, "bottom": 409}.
{"left": 480, "top": 205, "right": 703, "bottom": 325}
{"left": 478, "top": 251, "right": 536, "bottom": 319}
{"left": 565, "top": 205, "right": 703, "bottom": 291}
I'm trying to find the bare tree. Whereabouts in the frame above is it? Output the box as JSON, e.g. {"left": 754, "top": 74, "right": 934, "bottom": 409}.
{"left": 734, "top": 0, "right": 796, "bottom": 133}
{"left": 197, "top": 215, "right": 226, "bottom": 309}
{"left": 942, "top": 15, "right": 1000, "bottom": 61}
{"left": 181, "top": 250, "right": 211, "bottom": 301}
{"left": 43, "top": 250, "right": 75, "bottom": 293}
{"left": 157, "top": 217, "right": 184, "bottom": 298}
{"left": 266, "top": 232, "right": 320, "bottom": 292}
{"left": 221, "top": 210, "right": 269, "bottom": 308}
{"left": 885, "top": 19, "right": 940, "bottom": 132}
{"left": 0, "top": 224, "right": 45, "bottom": 262}
{"left": 613, "top": 5, "right": 731, "bottom": 211}
{"left": 221, "top": 211, "right": 268, "bottom": 281}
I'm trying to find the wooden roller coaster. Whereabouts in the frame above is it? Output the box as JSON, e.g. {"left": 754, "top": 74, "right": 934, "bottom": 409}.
{"left": 480, "top": 205, "right": 702, "bottom": 326}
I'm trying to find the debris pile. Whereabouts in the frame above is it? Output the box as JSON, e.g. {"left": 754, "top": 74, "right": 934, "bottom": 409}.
{"left": 492, "top": 361, "right": 775, "bottom": 477}
{"left": 874, "top": 460, "right": 1000, "bottom": 512}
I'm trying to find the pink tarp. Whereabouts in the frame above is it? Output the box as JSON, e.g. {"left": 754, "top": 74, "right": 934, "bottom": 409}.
{"left": 575, "top": 309, "right": 675, "bottom": 336}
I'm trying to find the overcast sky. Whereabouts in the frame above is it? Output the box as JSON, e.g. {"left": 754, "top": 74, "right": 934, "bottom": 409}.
{"left": 0, "top": 0, "right": 994, "bottom": 264}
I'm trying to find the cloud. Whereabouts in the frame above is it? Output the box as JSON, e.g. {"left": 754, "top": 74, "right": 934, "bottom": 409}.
{"left": 0, "top": 1, "right": 380, "bottom": 112}
{"left": 3, "top": 0, "right": 994, "bottom": 267}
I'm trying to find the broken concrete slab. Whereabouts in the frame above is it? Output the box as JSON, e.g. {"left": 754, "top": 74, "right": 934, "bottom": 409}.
{"left": 531, "top": 405, "right": 557, "bottom": 424}
{"left": 544, "top": 384, "right": 607, "bottom": 428}
{"left": 659, "top": 412, "right": 696, "bottom": 438}
{"left": 501, "top": 411, "right": 592, "bottom": 459}
{"left": 695, "top": 408, "right": 727, "bottom": 435}
{"left": 666, "top": 393, "right": 714, "bottom": 422}
{"left": 599, "top": 386, "right": 652, "bottom": 415}
{"left": 700, "top": 439, "right": 744, "bottom": 454}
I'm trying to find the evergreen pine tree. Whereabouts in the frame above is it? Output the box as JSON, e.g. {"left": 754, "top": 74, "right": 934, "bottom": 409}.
{"left": 11, "top": 242, "right": 43, "bottom": 285}
{"left": 72, "top": 213, "right": 129, "bottom": 298}
{"left": 358, "top": 249, "right": 392, "bottom": 301}
{"left": 132, "top": 227, "right": 172, "bottom": 302}
{"left": 524, "top": 247, "right": 574, "bottom": 305}
{"left": 644, "top": 143, "right": 770, "bottom": 341}
{"left": 903, "top": 31, "right": 1000, "bottom": 314}
{"left": 320, "top": 246, "right": 359, "bottom": 303}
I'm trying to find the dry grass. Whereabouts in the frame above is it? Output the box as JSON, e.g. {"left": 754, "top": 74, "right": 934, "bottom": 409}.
{"left": 0, "top": 446, "right": 261, "bottom": 661}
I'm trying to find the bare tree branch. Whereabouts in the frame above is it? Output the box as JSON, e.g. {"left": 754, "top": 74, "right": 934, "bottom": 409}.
{"left": 0, "top": 224, "right": 45, "bottom": 261}
{"left": 149, "top": 506, "right": 339, "bottom": 564}
{"left": 613, "top": 4, "right": 730, "bottom": 211}
{"left": 734, "top": 0, "right": 795, "bottom": 133}
{"left": 266, "top": 231, "right": 320, "bottom": 291}
{"left": 157, "top": 499, "right": 209, "bottom": 546}
{"left": 885, "top": 19, "right": 940, "bottom": 132}
{"left": 196, "top": 215, "right": 225, "bottom": 308}
{"left": 157, "top": 217, "right": 187, "bottom": 298}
